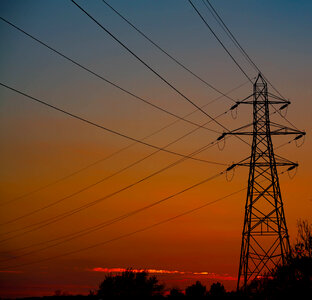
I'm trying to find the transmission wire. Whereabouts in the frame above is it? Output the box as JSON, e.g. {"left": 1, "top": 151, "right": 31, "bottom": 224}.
{"left": 70, "top": 0, "right": 249, "bottom": 145}
{"left": 0, "top": 16, "right": 218, "bottom": 134}
{"left": 187, "top": 0, "right": 252, "bottom": 83}
{"left": 0, "top": 82, "right": 224, "bottom": 164}
{"left": 202, "top": 0, "right": 300, "bottom": 131}
{"left": 0, "top": 79, "right": 249, "bottom": 207}
{"left": 0, "top": 107, "right": 230, "bottom": 228}
{"left": 100, "top": 0, "right": 235, "bottom": 103}
{"left": 1, "top": 170, "right": 289, "bottom": 269}
{"left": 0, "top": 171, "right": 225, "bottom": 263}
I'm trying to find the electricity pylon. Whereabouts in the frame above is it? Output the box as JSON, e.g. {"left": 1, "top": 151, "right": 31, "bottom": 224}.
{"left": 222, "top": 73, "right": 305, "bottom": 291}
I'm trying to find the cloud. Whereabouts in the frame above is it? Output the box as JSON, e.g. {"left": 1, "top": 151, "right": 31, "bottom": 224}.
{"left": 90, "top": 267, "right": 184, "bottom": 275}
{"left": 88, "top": 267, "right": 236, "bottom": 281}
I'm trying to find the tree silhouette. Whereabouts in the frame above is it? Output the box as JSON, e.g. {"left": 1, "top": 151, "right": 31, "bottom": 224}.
{"left": 168, "top": 288, "right": 184, "bottom": 299}
{"left": 246, "top": 219, "right": 312, "bottom": 299}
{"left": 97, "top": 269, "right": 163, "bottom": 299}
{"left": 185, "top": 281, "right": 206, "bottom": 298}
{"left": 209, "top": 282, "right": 226, "bottom": 298}
{"left": 294, "top": 219, "right": 312, "bottom": 258}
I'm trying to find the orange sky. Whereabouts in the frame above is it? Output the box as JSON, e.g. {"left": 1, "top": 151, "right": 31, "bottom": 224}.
{"left": 0, "top": 0, "right": 311, "bottom": 297}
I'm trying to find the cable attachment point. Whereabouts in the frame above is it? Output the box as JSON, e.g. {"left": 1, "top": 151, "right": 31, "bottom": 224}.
{"left": 279, "top": 103, "right": 289, "bottom": 117}
{"left": 226, "top": 163, "right": 236, "bottom": 182}
{"left": 217, "top": 133, "right": 226, "bottom": 151}
{"left": 217, "top": 132, "right": 226, "bottom": 141}
{"left": 287, "top": 163, "right": 298, "bottom": 179}
{"left": 294, "top": 132, "right": 306, "bottom": 148}
{"left": 280, "top": 103, "right": 289, "bottom": 110}
{"left": 230, "top": 102, "right": 239, "bottom": 119}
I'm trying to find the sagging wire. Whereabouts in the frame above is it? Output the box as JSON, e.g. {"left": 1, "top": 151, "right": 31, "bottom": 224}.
{"left": 294, "top": 133, "right": 306, "bottom": 148}
{"left": 230, "top": 102, "right": 239, "bottom": 119}
{"left": 225, "top": 163, "right": 236, "bottom": 182}
{"left": 287, "top": 164, "right": 298, "bottom": 180}
{"left": 217, "top": 133, "right": 226, "bottom": 151}
{"left": 279, "top": 102, "right": 289, "bottom": 117}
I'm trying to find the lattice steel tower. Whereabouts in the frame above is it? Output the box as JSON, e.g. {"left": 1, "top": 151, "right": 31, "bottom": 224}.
{"left": 224, "top": 74, "right": 305, "bottom": 290}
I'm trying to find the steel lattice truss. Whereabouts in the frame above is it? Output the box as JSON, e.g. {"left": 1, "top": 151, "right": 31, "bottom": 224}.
{"left": 224, "top": 74, "right": 305, "bottom": 290}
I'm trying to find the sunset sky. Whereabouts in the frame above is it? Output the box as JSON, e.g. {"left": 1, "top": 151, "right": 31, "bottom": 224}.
{"left": 0, "top": 0, "right": 311, "bottom": 297}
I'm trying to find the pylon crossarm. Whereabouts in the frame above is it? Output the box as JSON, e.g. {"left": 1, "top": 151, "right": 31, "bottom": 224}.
{"left": 236, "top": 161, "right": 297, "bottom": 167}
{"left": 275, "top": 154, "right": 298, "bottom": 166}
{"left": 238, "top": 99, "right": 290, "bottom": 105}
{"left": 235, "top": 92, "right": 255, "bottom": 105}
{"left": 222, "top": 125, "right": 304, "bottom": 136}
{"left": 225, "top": 130, "right": 303, "bottom": 136}
{"left": 267, "top": 92, "right": 291, "bottom": 103}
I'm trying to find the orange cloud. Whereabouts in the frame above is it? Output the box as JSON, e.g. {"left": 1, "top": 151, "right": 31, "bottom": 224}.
{"left": 89, "top": 267, "right": 236, "bottom": 281}
{"left": 90, "top": 267, "right": 183, "bottom": 275}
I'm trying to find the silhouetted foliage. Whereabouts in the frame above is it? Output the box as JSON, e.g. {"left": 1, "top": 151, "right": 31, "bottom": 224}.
{"left": 209, "top": 282, "right": 226, "bottom": 298}
{"left": 54, "top": 290, "right": 71, "bottom": 297}
{"left": 168, "top": 288, "right": 184, "bottom": 299}
{"left": 294, "top": 219, "right": 312, "bottom": 258}
{"left": 245, "top": 219, "right": 312, "bottom": 299}
{"left": 16, "top": 222, "right": 312, "bottom": 300}
{"left": 97, "top": 269, "right": 164, "bottom": 299}
{"left": 185, "top": 281, "right": 206, "bottom": 298}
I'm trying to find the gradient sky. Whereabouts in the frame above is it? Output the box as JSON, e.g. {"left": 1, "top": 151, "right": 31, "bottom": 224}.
{"left": 0, "top": 0, "right": 311, "bottom": 297}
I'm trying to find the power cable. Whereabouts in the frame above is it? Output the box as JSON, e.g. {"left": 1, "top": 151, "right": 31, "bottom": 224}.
{"left": 187, "top": 0, "right": 252, "bottom": 83}
{"left": 202, "top": 0, "right": 301, "bottom": 131}
{"left": 0, "top": 16, "right": 218, "bottom": 134}
{"left": 0, "top": 135, "right": 225, "bottom": 242}
{"left": 70, "top": 0, "right": 249, "bottom": 144}
{"left": 0, "top": 107, "right": 230, "bottom": 228}
{"left": 0, "top": 131, "right": 296, "bottom": 244}
{"left": 0, "top": 79, "right": 250, "bottom": 207}
{"left": 1, "top": 171, "right": 225, "bottom": 262}
{"left": 203, "top": 0, "right": 258, "bottom": 75}
{"left": 0, "top": 101, "right": 288, "bottom": 236}
{"left": 1, "top": 169, "right": 289, "bottom": 269}
{"left": 100, "top": 0, "right": 235, "bottom": 103}
{"left": 0, "top": 82, "right": 224, "bottom": 164}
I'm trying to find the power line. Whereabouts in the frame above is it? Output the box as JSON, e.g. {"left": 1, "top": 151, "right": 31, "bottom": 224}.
{"left": 0, "top": 131, "right": 296, "bottom": 244}
{"left": 0, "top": 79, "right": 250, "bottom": 207}
{"left": 0, "top": 104, "right": 288, "bottom": 237}
{"left": 70, "top": 0, "right": 243, "bottom": 138}
{"left": 1, "top": 171, "right": 240, "bottom": 268}
{"left": 0, "top": 133, "right": 225, "bottom": 242}
{"left": 0, "top": 107, "right": 230, "bottom": 228}
{"left": 100, "top": 0, "right": 235, "bottom": 103}
{"left": 0, "top": 16, "right": 218, "bottom": 134}
{"left": 187, "top": 0, "right": 252, "bottom": 83}
{"left": 202, "top": 0, "right": 258, "bottom": 75}
{"left": 0, "top": 171, "right": 225, "bottom": 263}
{"left": 0, "top": 82, "right": 224, "bottom": 164}
{"left": 1, "top": 169, "right": 289, "bottom": 269}
{"left": 202, "top": 0, "right": 300, "bottom": 131}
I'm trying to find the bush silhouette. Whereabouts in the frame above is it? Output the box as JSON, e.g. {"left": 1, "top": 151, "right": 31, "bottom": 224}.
{"left": 185, "top": 281, "right": 206, "bottom": 298}
{"left": 97, "top": 269, "right": 163, "bottom": 299}
{"left": 168, "top": 288, "right": 184, "bottom": 298}
{"left": 209, "top": 282, "right": 226, "bottom": 298}
{"left": 246, "top": 219, "right": 312, "bottom": 299}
